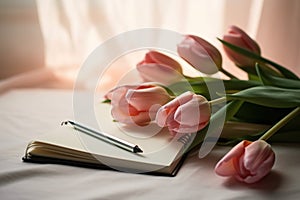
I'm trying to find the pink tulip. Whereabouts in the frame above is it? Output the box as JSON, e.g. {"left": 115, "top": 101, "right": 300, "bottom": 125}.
{"left": 223, "top": 25, "right": 261, "bottom": 67}
{"left": 155, "top": 91, "right": 211, "bottom": 136}
{"left": 137, "top": 51, "right": 183, "bottom": 85}
{"left": 215, "top": 140, "right": 275, "bottom": 184}
{"left": 105, "top": 83, "right": 171, "bottom": 126}
{"left": 177, "top": 35, "right": 222, "bottom": 74}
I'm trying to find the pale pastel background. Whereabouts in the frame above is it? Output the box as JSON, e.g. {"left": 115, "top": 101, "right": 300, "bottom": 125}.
{"left": 0, "top": 0, "right": 299, "bottom": 94}
{"left": 1, "top": 1, "right": 300, "bottom": 199}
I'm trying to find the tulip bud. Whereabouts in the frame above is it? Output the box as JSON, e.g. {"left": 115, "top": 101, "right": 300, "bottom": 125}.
{"left": 137, "top": 51, "right": 183, "bottom": 85}
{"left": 155, "top": 91, "right": 211, "bottom": 136}
{"left": 223, "top": 25, "right": 261, "bottom": 67}
{"left": 215, "top": 140, "right": 275, "bottom": 184}
{"left": 105, "top": 83, "right": 171, "bottom": 126}
{"left": 177, "top": 35, "right": 222, "bottom": 74}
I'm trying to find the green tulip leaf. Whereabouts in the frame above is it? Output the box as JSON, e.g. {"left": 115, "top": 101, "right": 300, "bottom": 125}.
{"left": 226, "top": 86, "right": 300, "bottom": 108}
{"left": 218, "top": 38, "right": 299, "bottom": 80}
{"left": 170, "top": 77, "right": 261, "bottom": 100}
{"left": 189, "top": 78, "right": 261, "bottom": 94}
{"left": 256, "top": 63, "right": 300, "bottom": 89}
{"left": 217, "top": 132, "right": 262, "bottom": 146}
{"left": 102, "top": 99, "right": 111, "bottom": 103}
{"left": 234, "top": 103, "right": 292, "bottom": 124}
{"left": 222, "top": 79, "right": 262, "bottom": 92}
{"left": 218, "top": 129, "right": 300, "bottom": 145}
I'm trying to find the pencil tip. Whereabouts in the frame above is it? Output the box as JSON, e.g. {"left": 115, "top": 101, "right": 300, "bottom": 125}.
{"left": 133, "top": 145, "right": 143, "bottom": 153}
{"left": 61, "top": 121, "right": 68, "bottom": 126}
{"left": 61, "top": 120, "right": 74, "bottom": 126}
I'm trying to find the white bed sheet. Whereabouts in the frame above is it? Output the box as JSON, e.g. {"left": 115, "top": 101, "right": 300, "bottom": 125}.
{"left": 0, "top": 89, "right": 299, "bottom": 200}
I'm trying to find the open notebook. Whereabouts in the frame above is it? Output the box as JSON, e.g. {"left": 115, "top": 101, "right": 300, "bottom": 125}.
{"left": 23, "top": 103, "right": 197, "bottom": 176}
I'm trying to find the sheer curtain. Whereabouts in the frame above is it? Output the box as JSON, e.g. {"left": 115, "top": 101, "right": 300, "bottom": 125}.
{"left": 1, "top": 0, "right": 299, "bottom": 93}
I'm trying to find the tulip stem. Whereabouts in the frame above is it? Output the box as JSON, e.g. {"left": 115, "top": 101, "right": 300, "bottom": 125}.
{"left": 220, "top": 68, "right": 238, "bottom": 79}
{"left": 209, "top": 97, "right": 227, "bottom": 106}
{"left": 259, "top": 107, "right": 300, "bottom": 141}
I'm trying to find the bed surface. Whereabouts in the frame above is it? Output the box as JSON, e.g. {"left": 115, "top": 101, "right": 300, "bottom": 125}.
{"left": 1, "top": 89, "right": 299, "bottom": 200}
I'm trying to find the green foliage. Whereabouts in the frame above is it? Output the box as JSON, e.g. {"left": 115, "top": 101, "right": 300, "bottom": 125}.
{"left": 169, "top": 77, "right": 262, "bottom": 100}
{"left": 102, "top": 99, "right": 111, "bottom": 103}
{"left": 226, "top": 86, "right": 300, "bottom": 108}
{"left": 218, "top": 38, "right": 299, "bottom": 79}
{"left": 256, "top": 64, "right": 300, "bottom": 89}
{"left": 205, "top": 39, "right": 300, "bottom": 144}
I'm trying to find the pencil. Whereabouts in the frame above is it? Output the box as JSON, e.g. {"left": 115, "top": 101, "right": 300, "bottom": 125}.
{"left": 61, "top": 120, "right": 143, "bottom": 153}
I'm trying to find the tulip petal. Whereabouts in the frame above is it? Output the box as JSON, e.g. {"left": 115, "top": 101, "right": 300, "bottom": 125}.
{"left": 228, "top": 25, "right": 260, "bottom": 54}
{"left": 155, "top": 91, "right": 193, "bottom": 127}
{"left": 137, "top": 63, "right": 183, "bottom": 85}
{"left": 215, "top": 139, "right": 275, "bottom": 184}
{"left": 178, "top": 40, "right": 218, "bottom": 74}
{"left": 243, "top": 153, "right": 275, "bottom": 184}
{"left": 126, "top": 86, "right": 170, "bottom": 111}
{"left": 215, "top": 140, "right": 251, "bottom": 176}
{"left": 222, "top": 25, "right": 261, "bottom": 67}
{"left": 171, "top": 124, "right": 200, "bottom": 134}
{"left": 112, "top": 107, "right": 150, "bottom": 126}
{"left": 155, "top": 107, "right": 170, "bottom": 127}
{"left": 108, "top": 84, "right": 171, "bottom": 126}
{"left": 131, "top": 111, "right": 151, "bottom": 126}
{"left": 242, "top": 140, "right": 275, "bottom": 183}
{"left": 244, "top": 140, "right": 274, "bottom": 172}
{"left": 105, "top": 85, "right": 137, "bottom": 101}
{"left": 156, "top": 91, "right": 211, "bottom": 135}
{"left": 174, "top": 95, "right": 210, "bottom": 126}
{"left": 164, "top": 91, "right": 194, "bottom": 109}
{"left": 177, "top": 35, "right": 222, "bottom": 74}
{"left": 223, "top": 35, "right": 254, "bottom": 66}
{"left": 146, "top": 51, "right": 182, "bottom": 73}
{"left": 137, "top": 51, "right": 183, "bottom": 85}
{"left": 174, "top": 98, "right": 200, "bottom": 126}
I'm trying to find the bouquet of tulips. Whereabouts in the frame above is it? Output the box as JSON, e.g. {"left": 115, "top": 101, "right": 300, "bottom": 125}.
{"left": 104, "top": 26, "right": 300, "bottom": 183}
